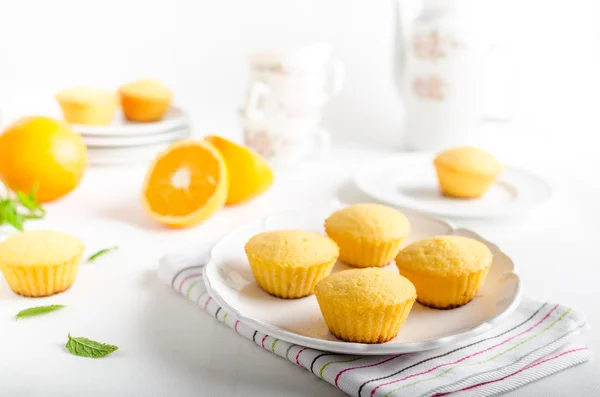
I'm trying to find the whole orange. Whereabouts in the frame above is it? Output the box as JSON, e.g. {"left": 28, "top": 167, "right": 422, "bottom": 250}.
{"left": 0, "top": 116, "right": 88, "bottom": 202}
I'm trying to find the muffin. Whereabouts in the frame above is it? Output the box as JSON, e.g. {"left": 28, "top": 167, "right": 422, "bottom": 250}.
{"left": 315, "top": 268, "right": 416, "bottom": 343}
{"left": 433, "top": 146, "right": 503, "bottom": 198}
{"left": 395, "top": 235, "right": 492, "bottom": 309}
{"left": 0, "top": 230, "right": 84, "bottom": 297}
{"left": 325, "top": 204, "right": 410, "bottom": 267}
{"left": 119, "top": 79, "right": 172, "bottom": 122}
{"left": 244, "top": 230, "right": 339, "bottom": 299}
{"left": 55, "top": 88, "right": 118, "bottom": 125}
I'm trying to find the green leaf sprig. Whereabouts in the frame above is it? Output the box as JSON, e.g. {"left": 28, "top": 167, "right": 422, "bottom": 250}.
{"left": 16, "top": 304, "right": 65, "bottom": 319}
{"left": 0, "top": 183, "right": 45, "bottom": 231}
{"left": 66, "top": 334, "right": 119, "bottom": 358}
{"left": 86, "top": 246, "right": 119, "bottom": 263}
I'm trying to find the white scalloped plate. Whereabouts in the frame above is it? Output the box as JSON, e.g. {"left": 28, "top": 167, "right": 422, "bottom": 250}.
{"left": 70, "top": 106, "right": 188, "bottom": 137}
{"left": 204, "top": 204, "right": 522, "bottom": 355}
{"left": 354, "top": 154, "right": 552, "bottom": 219}
{"left": 82, "top": 127, "right": 189, "bottom": 147}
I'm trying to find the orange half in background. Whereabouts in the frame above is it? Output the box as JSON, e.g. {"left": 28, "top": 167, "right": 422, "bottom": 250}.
{"left": 205, "top": 135, "right": 273, "bottom": 205}
{"left": 141, "top": 140, "right": 227, "bottom": 227}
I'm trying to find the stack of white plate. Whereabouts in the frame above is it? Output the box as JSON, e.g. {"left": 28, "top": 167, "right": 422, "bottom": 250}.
{"left": 71, "top": 106, "right": 190, "bottom": 165}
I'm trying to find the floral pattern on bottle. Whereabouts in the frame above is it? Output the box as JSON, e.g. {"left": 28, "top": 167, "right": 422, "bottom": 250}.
{"left": 412, "top": 75, "right": 445, "bottom": 101}
{"left": 413, "top": 29, "right": 462, "bottom": 61}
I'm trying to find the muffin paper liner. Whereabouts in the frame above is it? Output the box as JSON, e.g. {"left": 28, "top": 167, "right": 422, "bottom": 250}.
{"left": 398, "top": 266, "right": 490, "bottom": 309}
{"left": 316, "top": 297, "right": 415, "bottom": 343}
{"left": 247, "top": 257, "right": 336, "bottom": 299}
{"left": 0, "top": 255, "right": 81, "bottom": 297}
{"left": 435, "top": 166, "right": 497, "bottom": 198}
{"left": 57, "top": 101, "right": 116, "bottom": 126}
{"left": 120, "top": 94, "right": 171, "bottom": 122}
{"left": 325, "top": 230, "right": 405, "bottom": 268}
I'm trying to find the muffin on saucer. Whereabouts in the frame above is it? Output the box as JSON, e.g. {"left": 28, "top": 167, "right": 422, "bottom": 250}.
{"left": 395, "top": 235, "right": 492, "bottom": 309}
{"left": 119, "top": 79, "right": 172, "bottom": 122}
{"left": 55, "top": 88, "right": 118, "bottom": 126}
{"left": 0, "top": 230, "right": 84, "bottom": 297}
{"left": 244, "top": 230, "right": 338, "bottom": 299}
{"left": 433, "top": 146, "right": 503, "bottom": 198}
{"left": 325, "top": 204, "right": 410, "bottom": 267}
{"left": 315, "top": 268, "right": 416, "bottom": 343}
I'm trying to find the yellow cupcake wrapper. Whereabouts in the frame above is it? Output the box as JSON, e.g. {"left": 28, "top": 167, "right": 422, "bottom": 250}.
{"left": 0, "top": 255, "right": 81, "bottom": 297}
{"left": 398, "top": 266, "right": 490, "bottom": 309}
{"left": 248, "top": 257, "right": 335, "bottom": 299}
{"left": 316, "top": 297, "right": 415, "bottom": 343}
{"left": 120, "top": 95, "right": 171, "bottom": 122}
{"left": 325, "top": 230, "right": 405, "bottom": 268}
{"left": 434, "top": 166, "right": 497, "bottom": 198}
{"left": 57, "top": 102, "right": 117, "bottom": 126}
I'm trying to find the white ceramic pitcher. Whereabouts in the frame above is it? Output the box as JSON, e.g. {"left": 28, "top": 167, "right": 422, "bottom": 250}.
{"left": 394, "top": 0, "right": 512, "bottom": 151}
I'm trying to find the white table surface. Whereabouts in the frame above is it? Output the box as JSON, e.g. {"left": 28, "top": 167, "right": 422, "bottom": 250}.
{"left": 0, "top": 143, "right": 598, "bottom": 397}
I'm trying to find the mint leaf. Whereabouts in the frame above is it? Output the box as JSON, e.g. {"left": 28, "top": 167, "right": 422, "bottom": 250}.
{"left": 6, "top": 211, "right": 25, "bottom": 232}
{"left": 86, "top": 246, "right": 118, "bottom": 263}
{"left": 0, "top": 185, "right": 45, "bottom": 231}
{"left": 0, "top": 198, "right": 14, "bottom": 216}
{"left": 16, "top": 186, "right": 45, "bottom": 215}
{"left": 66, "top": 334, "right": 119, "bottom": 358}
{"left": 22, "top": 212, "right": 45, "bottom": 220}
{"left": 0, "top": 200, "right": 24, "bottom": 231}
{"left": 16, "top": 304, "right": 65, "bottom": 319}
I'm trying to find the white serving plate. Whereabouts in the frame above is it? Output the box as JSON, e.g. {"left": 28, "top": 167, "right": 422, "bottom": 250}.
{"left": 70, "top": 106, "right": 188, "bottom": 137}
{"left": 354, "top": 154, "right": 552, "bottom": 219}
{"left": 204, "top": 204, "right": 522, "bottom": 355}
{"left": 87, "top": 143, "right": 171, "bottom": 165}
{"left": 82, "top": 127, "right": 189, "bottom": 147}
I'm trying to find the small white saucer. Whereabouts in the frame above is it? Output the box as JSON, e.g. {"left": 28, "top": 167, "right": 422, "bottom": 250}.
{"left": 86, "top": 143, "right": 168, "bottom": 165}
{"left": 203, "top": 204, "right": 522, "bottom": 355}
{"left": 70, "top": 106, "right": 188, "bottom": 137}
{"left": 86, "top": 127, "right": 190, "bottom": 165}
{"left": 354, "top": 154, "right": 552, "bottom": 219}
{"left": 82, "top": 127, "right": 189, "bottom": 147}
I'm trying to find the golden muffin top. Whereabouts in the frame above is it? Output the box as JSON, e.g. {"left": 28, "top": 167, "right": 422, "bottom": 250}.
{"left": 245, "top": 230, "right": 338, "bottom": 268}
{"left": 0, "top": 230, "right": 84, "bottom": 267}
{"left": 119, "top": 79, "right": 172, "bottom": 100}
{"left": 434, "top": 147, "right": 503, "bottom": 176}
{"left": 395, "top": 235, "right": 492, "bottom": 276}
{"left": 325, "top": 204, "right": 410, "bottom": 242}
{"left": 315, "top": 268, "right": 416, "bottom": 305}
{"left": 55, "top": 88, "right": 117, "bottom": 106}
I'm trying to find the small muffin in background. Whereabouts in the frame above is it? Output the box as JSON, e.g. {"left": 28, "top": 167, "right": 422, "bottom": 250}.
{"left": 433, "top": 146, "right": 503, "bottom": 199}
{"left": 395, "top": 235, "right": 492, "bottom": 309}
{"left": 244, "top": 230, "right": 338, "bottom": 299}
{"left": 0, "top": 230, "right": 84, "bottom": 297}
{"left": 325, "top": 203, "right": 410, "bottom": 268}
{"left": 315, "top": 268, "right": 416, "bottom": 343}
{"left": 119, "top": 79, "right": 172, "bottom": 122}
{"left": 55, "top": 88, "right": 118, "bottom": 126}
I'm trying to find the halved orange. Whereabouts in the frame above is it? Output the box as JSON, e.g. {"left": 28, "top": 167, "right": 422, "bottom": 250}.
{"left": 204, "top": 135, "right": 273, "bottom": 205}
{"left": 141, "top": 140, "right": 227, "bottom": 227}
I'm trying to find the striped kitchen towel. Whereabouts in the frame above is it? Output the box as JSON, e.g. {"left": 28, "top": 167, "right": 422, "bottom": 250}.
{"left": 159, "top": 250, "right": 591, "bottom": 397}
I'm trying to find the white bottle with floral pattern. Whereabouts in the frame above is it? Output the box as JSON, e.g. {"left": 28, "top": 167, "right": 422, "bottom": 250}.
{"left": 395, "top": 0, "right": 501, "bottom": 150}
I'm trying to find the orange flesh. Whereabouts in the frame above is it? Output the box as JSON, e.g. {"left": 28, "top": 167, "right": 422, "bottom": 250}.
{"left": 144, "top": 145, "right": 221, "bottom": 216}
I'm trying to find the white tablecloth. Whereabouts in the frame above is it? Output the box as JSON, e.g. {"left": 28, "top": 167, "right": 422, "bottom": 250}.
{"left": 0, "top": 144, "right": 598, "bottom": 396}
